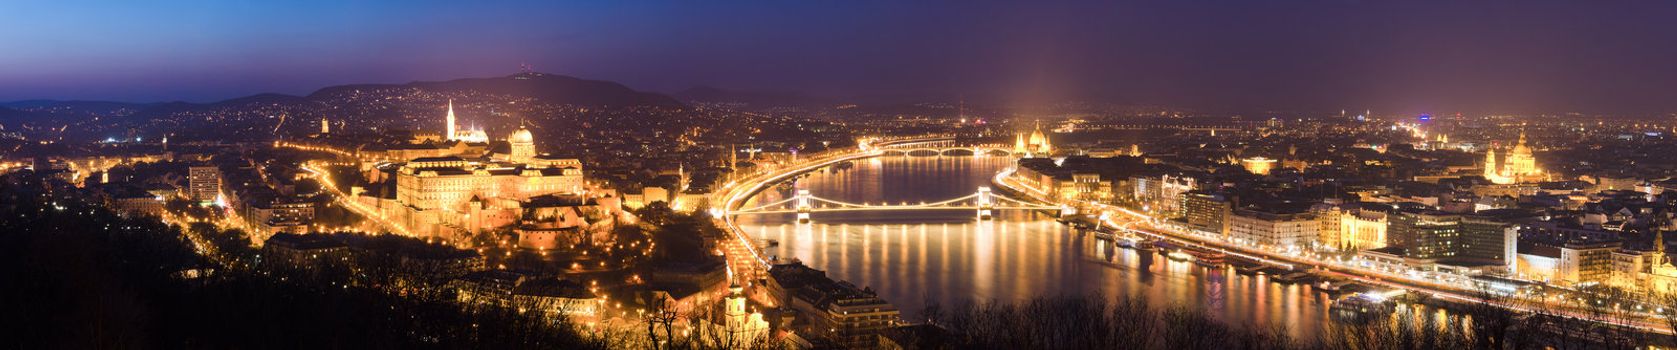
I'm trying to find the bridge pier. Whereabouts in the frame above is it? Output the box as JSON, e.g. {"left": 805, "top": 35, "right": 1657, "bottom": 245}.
{"left": 976, "top": 187, "right": 994, "bottom": 220}
{"left": 795, "top": 189, "right": 812, "bottom": 224}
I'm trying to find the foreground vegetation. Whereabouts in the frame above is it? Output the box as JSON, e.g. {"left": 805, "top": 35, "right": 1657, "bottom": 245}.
{"left": 0, "top": 174, "right": 609, "bottom": 349}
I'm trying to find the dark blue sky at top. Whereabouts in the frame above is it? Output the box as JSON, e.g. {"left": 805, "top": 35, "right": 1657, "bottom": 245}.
{"left": 3, "top": 0, "right": 1677, "bottom": 114}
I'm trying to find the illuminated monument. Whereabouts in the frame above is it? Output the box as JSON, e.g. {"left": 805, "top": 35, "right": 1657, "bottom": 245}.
{"left": 443, "top": 100, "right": 490, "bottom": 143}
{"left": 1483, "top": 131, "right": 1547, "bottom": 184}
{"left": 385, "top": 104, "right": 587, "bottom": 240}
{"left": 1013, "top": 121, "right": 1054, "bottom": 157}
{"left": 508, "top": 126, "right": 536, "bottom": 164}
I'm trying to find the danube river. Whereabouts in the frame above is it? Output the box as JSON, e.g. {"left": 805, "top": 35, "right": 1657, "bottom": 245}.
{"left": 735, "top": 155, "right": 1457, "bottom": 340}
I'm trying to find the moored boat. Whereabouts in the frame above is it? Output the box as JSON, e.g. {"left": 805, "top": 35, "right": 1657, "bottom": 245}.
{"left": 1273, "top": 271, "right": 1315, "bottom": 284}
{"left": 1330, "top": 292, "right": 1395, "bottom": 318}
{"left": 1113, "top": 236, "right": 1138, "bottom": 249}
{"left": 1188, "top": 250, "right": 1227, "bottom": 268}
{"left": 1165, "top": 250, "right": 1195, "bottom": 262}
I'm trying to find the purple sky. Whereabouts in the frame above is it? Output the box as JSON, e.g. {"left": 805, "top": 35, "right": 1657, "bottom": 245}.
{"left": 3, "top": 1, "right": 1677, "bottom": 114}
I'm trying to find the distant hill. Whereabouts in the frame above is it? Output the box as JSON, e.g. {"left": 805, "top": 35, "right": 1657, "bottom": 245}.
{"left": 215, "top": 93, "right": 317, "bottom": 107}
{"left": 0, "top": 100, "right": 154, "bottom": 117}
{"left": 310, "top": 72, "right": 684, "bottom": 107}
{"left": 674, "top": 86, "right": 829, "bottom": 107}
{"left": 3, "top": 72, "right": 685, "bottom": 134}
{"left": 7, "top": 73, "right": 681, "bottom": 118}
{"left": 0, "top": 106, "right": 27, "bottom": 120}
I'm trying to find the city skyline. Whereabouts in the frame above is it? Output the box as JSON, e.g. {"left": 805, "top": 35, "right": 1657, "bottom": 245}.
{"left": 12, "top": 2, "right": 1677, "bottom": 349}
{"left": 5, "top": 1, "right": 1677, "bottom": 115}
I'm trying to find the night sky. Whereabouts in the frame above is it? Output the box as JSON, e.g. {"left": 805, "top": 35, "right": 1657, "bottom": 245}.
{"left": 4, "top": 1, "right": 1676, "bottom": 114}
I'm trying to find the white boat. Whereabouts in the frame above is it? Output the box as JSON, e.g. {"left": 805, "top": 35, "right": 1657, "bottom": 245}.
{"left": 1165, "top": 250, "right": 1194, "bottom": 262}
{"left": 1113, "top": 236, "right": 1138, "bottom": 249}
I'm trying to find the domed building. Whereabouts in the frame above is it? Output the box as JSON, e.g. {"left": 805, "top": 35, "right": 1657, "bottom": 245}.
{"left": 1013, "top": 121, "right": 1054, "bottom": 157}
{"left": 1483, "top": 131, "right": 1547, "bottom": 184}
{"left": 509, "top": 126, "right": 535, "bottom": 163}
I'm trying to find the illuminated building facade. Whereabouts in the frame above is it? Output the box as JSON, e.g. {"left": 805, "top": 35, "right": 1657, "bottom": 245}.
{"left": 508, "top": 126, "right": 536, "bottom": 163}
{"left": 697, "top": 284, "right": 769, "bottom": 346}
{"left": 387, "top": 110, "right": 588, "bottom": 240}
{"left": 1131, "top": 174, "right": 1196, "bottom": 216}
{"left": 1014, "top": 121, "right": 1053, "bottom": 157}
{"left": 1241, "top": 156, "right": 1277, "bottom": 175}
{"left": 1338, "top": 210, "right": 1388, "bottom": 251}
{"left": 1387, "top": 211, "right": 1460, "bottom": 260}
{"left": 188, "top": 165, "right": 221, "bottom": 203}
{"left": 1608, "top": 232, "right": 1677, "bottom": 295}
{"left": 395, "top": 155, "right": 584, "bottom": 239}
{"left": 442, "top": 100, "right": 490, "bottom": 143}
{"left": 1483, "top": 132, "right": 1547, "bottom": 184}
{"left": 1229, "top": 208, "right": 1317, "bottom": 249}
{"left": 1317, "top": 206, "right": 1387, "bottom": 252}
{"left": 1182, "top": 191, "right": 1231, "bottom": 237}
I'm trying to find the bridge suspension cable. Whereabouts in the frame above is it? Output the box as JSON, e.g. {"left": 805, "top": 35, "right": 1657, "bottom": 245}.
{"left": 731, "top": 190, "right": 1055, "bottom": 214}
{"left": 805, "top": 192, "right": 980, "bottom": 209}
{"left": 735, "top": 196, "right": 800, "bottom": 213}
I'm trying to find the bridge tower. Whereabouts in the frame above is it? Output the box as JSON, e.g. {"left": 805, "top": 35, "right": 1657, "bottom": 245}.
{"left": 795, "top": 189, "right": 812, "bottom": 224}
{"left": 976, "top": 187, "right": 994, "bottom": 220}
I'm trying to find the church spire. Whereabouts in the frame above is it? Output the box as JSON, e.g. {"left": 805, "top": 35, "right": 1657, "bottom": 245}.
{"left": 1484, "top": 147, "right": 1498, "bottom": 179}
{"left": 445, "top": 99, "right": 457, "bottom": 140}
{"left": 1658, "top": 230, "right": 1667, "bottom": 255}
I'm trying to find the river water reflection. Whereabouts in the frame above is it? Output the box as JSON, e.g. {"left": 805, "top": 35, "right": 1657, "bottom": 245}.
{"left": 736, "top": 156, "right": 1376, "bottom": 340}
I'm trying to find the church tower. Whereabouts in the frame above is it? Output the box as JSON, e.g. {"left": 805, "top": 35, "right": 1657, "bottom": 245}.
{"left": 320, "top": 117, "right": 330, "bottom": 134}
{"left": 1014, "top": 133, "right": 1027, "bottom": 155}
{"left": 726, "top": 283, "right": 746, "bottom": 322}
{"left": 1483, "top": 147, "right": 1498, "bottom": 180}
{"left": 445, "top": 100, "right": 457, "bottom": 141}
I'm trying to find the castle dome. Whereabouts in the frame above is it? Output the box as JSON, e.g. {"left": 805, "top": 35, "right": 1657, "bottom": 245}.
{"left": 510, "top": 127, "right": 534, "bottom": 143}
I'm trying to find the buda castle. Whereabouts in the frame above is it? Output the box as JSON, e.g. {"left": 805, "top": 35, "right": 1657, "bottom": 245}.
{"left": 380, "top": 101, "right": 595, "bottom": 241}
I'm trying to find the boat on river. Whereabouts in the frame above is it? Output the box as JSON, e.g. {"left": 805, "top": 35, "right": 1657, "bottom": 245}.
{"left": 1330, "top": 292, "right": 1395, "bottom": 318}
{"left": 1165, "top": 250, "right": 1195, "bottom": 262}
{"left": 1113, "top": 236, "right": 1138, "bottom": 249}
{"left": 1188, "top": 250, "right": 1227, "bottom": 268}
{"left": 1273, "top": 271, "right": 1316, "bottom": 284}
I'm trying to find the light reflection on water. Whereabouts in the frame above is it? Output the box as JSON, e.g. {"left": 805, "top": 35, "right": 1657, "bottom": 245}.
{"left": 735, "top": 156, "right": 1451, "bottom": 340}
